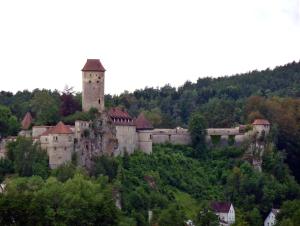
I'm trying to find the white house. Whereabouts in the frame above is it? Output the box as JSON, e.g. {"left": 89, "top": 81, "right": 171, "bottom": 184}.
{"left": 211, "top": 202, "right": 235, "bottom": 226}
{"left": 0, "top": 183, "right": 6, "bottom": 193}
{"left": 264, "top": 209, "right": 280, "bottom": 226}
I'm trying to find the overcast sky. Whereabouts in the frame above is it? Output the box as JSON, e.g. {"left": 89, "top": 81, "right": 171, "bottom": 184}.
{"left": 0, "top": 0, "right": 299, "bottom": 95}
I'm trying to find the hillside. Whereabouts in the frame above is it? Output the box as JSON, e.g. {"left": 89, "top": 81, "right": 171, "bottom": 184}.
{"left": 0, "top": 143, "right": 299, "bottom": 225}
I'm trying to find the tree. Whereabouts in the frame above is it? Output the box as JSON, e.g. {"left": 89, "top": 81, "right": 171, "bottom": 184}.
{"left": 276, "top": 200, "right": 300, "bottom": 226}
{"left": 30, "top": 89, "right": 60, "bottom": 125}
{"left": 158, "top": 204, "right": 186, "bottom": 226}
{"left": 246, "top": 208, "right": 262, "bottom": 226}
{"left": 188, "top": 112, "right": 207, "bottom": 156}
{"left": 91, "top": 156, "right": 119, "bottom": 181}
{"left": 0, "top": 174, "right": 120, "bottom": 226}
{"left": 196, "top": 209, "right": 219, "bottom": 226}
{"left": 0, "top": 105, "right": 20, "bottom": 137}
{"left": 6, "top": 137, "right": 49, "bottom": 178}
{"left": 59, "top": 86, "right": 81, "bottom": 116}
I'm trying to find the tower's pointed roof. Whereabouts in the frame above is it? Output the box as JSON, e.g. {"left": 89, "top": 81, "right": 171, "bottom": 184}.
{"left": 135, "top": 113, "right": 153, "bottom": 130}
{"left": 82, "top": 59, "right": 106, "bottom": 72}
{"left": 21, "top": 112, "right": 33, "bottom": 130}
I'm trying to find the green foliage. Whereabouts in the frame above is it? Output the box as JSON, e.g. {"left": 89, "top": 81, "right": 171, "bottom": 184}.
{"left": 30, "top": 89, "right": 60, "bottom": 125}
{"left": 276, "top": 200, "right": 300, "bottom": 226}
{"left": 91, "top": 156, "right": 119, "bottom": 181}
{"left": 0, "top": 105, "right": 20, "bottom": 137}
{"left": 245, "top": 208, "right": 263, "bottom": 226}
{"left": 6, "top": 137, "right": 49, "bottom": 178}
{"left": 158, "top": 204, "right": 186, "bottom": 226}
{"left": 62, "top": 108, "right": 98, "bottom": 124}
{"left": 0, "top": 158, "right": 14, "bottom": 182}
{"left": 196, "top": 209, "right": 219, "bottom": 226}
{"left": 188, "top": 112, "right": 207, "bottom": 156}
{"left": 0, "top": 174, "right": 120, "bottom": 225}
{"left": 211, "top": 135, "right": 221, "bottom": 145}
{"left": 228, "top": 135, "right": 235, "bottom": 146}
{"left": 51, "top": 162, "right": 77, "bottom": 182}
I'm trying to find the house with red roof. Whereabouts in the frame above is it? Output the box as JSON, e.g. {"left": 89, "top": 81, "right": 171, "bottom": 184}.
{"left": 211, "top": 201, "right": 235, "bottom": 226}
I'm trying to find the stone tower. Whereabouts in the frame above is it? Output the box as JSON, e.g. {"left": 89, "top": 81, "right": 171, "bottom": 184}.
{"left": 82, "top": 59, "right": 106, "bottom": 112}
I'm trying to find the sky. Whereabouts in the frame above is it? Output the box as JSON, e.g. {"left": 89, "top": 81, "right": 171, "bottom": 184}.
{"left": 0, "top": 0, "right": 299, "bottom": 95}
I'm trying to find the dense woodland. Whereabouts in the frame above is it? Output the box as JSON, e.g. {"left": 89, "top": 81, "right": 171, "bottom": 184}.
{"left": 1, "top": 61, "right": 300, "bottom": 225}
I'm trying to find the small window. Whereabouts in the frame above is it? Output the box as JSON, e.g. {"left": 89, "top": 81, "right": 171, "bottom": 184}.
{"left": 54, "top": 147, "right": 56, "bottom": 151}
{"left": 90, "top": 74, "right": 92, "bottom": 77}
{"left": 89, "top": 80, "right": 91, "bottom": 83}
{"left": 98, "top": 99, "right": 101, "bottom": 104}
{"left": 97, "top": 80, "right": 99, "bottom": 83}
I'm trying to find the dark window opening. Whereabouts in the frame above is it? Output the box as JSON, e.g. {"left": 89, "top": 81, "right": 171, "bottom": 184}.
{"left": 98, "top": 99, "right": 101, "bottom": 104}
{"left": 89, "top": 80, "right": 91, "bottom": 83}
{"left": 97, "top": 80, "right": 99, "bottom": 83}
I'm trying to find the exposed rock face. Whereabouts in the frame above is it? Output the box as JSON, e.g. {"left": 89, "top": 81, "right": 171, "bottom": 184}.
{"left": 76, "top": 112, "right": 118, "bottom": 170}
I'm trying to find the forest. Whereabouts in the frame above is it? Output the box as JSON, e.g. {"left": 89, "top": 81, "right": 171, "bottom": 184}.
{"left": 0, "top": 60, "right": 300, "bottom": 225}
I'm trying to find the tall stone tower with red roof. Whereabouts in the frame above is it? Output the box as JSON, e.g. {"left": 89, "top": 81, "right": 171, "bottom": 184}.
{"left": 82, "top": 59, "right": 105, "bottom": 112}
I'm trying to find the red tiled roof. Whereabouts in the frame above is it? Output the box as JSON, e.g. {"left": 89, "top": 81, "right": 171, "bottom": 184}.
{"left": 108, "top": 108, "right": 132, "bottom": 120}
{"left": 135, "top": 113, "right": 153, "bottom": 130}
{"left": 82, "top": 59, "right": 105, "bottom": 72}
{"left": 211, "top": 201, "right": 232, "bottom": 213}
{"left": 40, "top": 122, "right": 73, "bottom": 136}
{"left": 252, "top": 119, "right": 270, "bottom": 125}
{"left": 108, "top": 108, "right": 134, "bottom": 126}
{"left": 21, "top": 112, "right": 33, "bottom": 130}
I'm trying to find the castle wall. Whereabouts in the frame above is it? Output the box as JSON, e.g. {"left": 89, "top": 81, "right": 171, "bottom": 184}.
{"left": 82, "top": 71, "right": 105, "bottom": 112}
{"left": 115, "top": 125, "right": 137, "bottom": 156}
{"left": 18, "top": 130, "right": 32, "bottom": 137}
{"left": 44, "top": 133, "right": 74, "bottom": 169}
{"left": 152, "top": 128, "right": 191, "bottom": 145}
{"left": 32, "top": 126, "right": 52, "bottom": 138}
{"left": 137, "top": 130, "right": 152, "bottom": 154}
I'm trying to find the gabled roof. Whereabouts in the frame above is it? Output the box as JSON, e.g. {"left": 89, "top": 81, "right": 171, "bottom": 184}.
{"left": 108, "top": 108, "right": 132, "bottom": 120}
{"left": 211, "top": 201, "right": 232, "bottom": 213}
{"left": 108, "top": 108, "right": 135, "bottom": 126}
{"left": 252, "top": 119, "right": 270, "bottom": 125}
{"left": 40, "top": 122, "right": 73, "bottom": 136}
{"left": 21, "top": 112, "right": 33, "bottom": 130}
{"left": 82, "top": 59, "right": 106, "bottom": 72}
{"left": 135, "top": 113, "right": 153, "bottom": 130}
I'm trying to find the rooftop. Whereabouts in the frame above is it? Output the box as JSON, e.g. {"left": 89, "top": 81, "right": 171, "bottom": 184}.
{"left": 82, "top": 59, "right": 106, "bottom": 72}
{"left": 252, "top": 119, "right": 270, "bottom": 125}
{"left": 40, "top": 122, "right": 73, "bottom": 136}
{"left": 21, "top": 112, "right": 33, "bottom": 130}
{"left": 108, "top": 108, "right": 135, "bottom": 126}
{"left": 135, "top": 113, "right": 153, "bottom": 130}
{"left": 211, "top": 201, "right": 232, "bottom": 213}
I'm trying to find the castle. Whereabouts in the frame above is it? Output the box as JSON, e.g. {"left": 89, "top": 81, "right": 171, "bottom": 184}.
{"left": 0, "top": 59, "right": 270, "bottom": 169}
